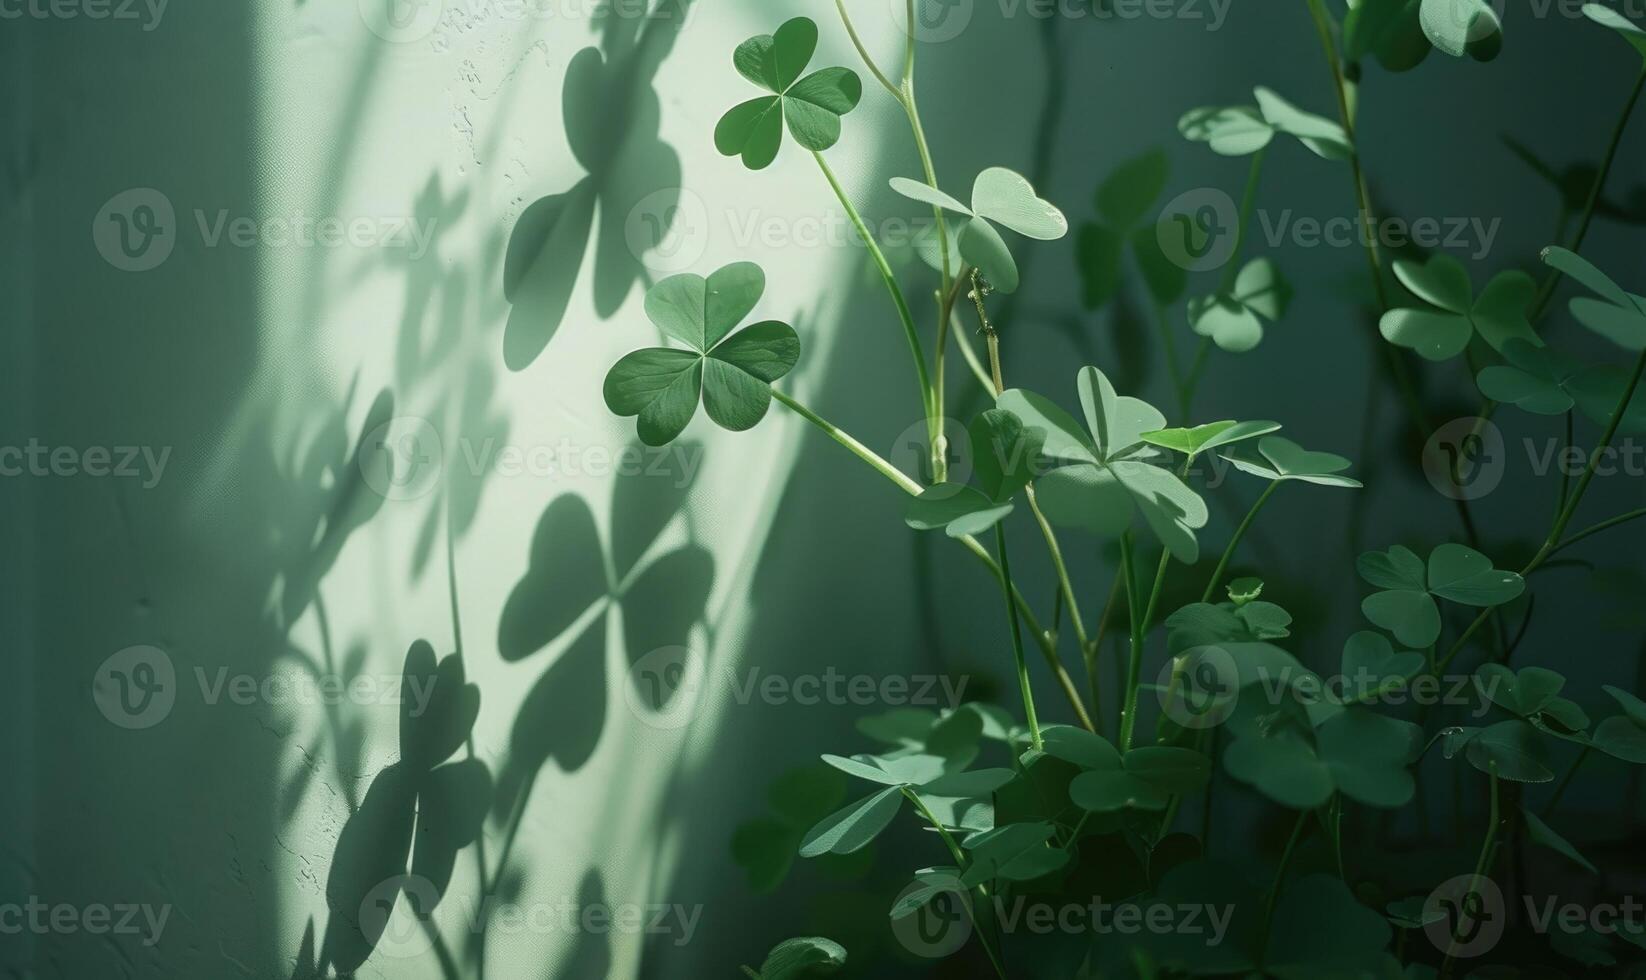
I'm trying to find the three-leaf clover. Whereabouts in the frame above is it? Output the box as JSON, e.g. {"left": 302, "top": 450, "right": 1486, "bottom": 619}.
{"left": 1178, "top": 87, "right": 1353, "bottom": 160}
{"left": 905, "top": 409, "right": 1044, "bottom": 538}
{"left": 604, "top": 262, "right": 800, "bottom": 446}
{"left": 1545, "top": 246, "right": 1646, "bottom": 351}
{"left": 1141, "top": 419, "right": 1281, "bottom": 461}
{"left": 715, "top": 17, "right": 863, "bottom": 170}
{"left": 1077, "top": 148, "right": 1186, "bottom": 309}
{"left": 1223, "top": 695, "right": 1422, "bottom": 809}
{"left": 889, "top": 167, "right": 1068, "bottom": 293}
{"left": 1188, "top": 257, "right": 1294, "bottom": 353}
{"left": 1166, "top": 599, "right": 1292, "bottom": 655}
{"left": 1379, "top": 254, "right": 1540, "bottom": 361}
{"left": 1479, "top": 340, "right": 1646, "bottom": 431}
{"left": 1356, "top": 543, "right": 1524, "bottom": 648}
{"left": 1041, "top": 724, "right": 1211, "bottom": 813}
{"left": 1475, "top": 664, "right": 1590, "bottom": 735}
{"left": 1004, "top": 367, "right": 1209, "bottom": 562}
{"left": 1222, "top": 436, "right": 1364, "bottom": 488}
{"left": 1444, "top": 719, "right": 1555, "bottom": 782}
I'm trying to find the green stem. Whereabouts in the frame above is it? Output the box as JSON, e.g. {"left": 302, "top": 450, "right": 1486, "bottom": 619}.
{"left": 771, "top": 389, "right": 921, "bottom": 494}
{"left": 1549, "top": 506, "right": 1646, "bottom": 560}
{"left": 1118, "top": 538, "right": 1171, "bottom": 750}
{"left": 1531, "top": 67, "right": 1646, "bottom": 320}
{"left": 810, "top": 150, "right": 934, "bottom": 431}
{"left": 1543, "top": 746, "right": 1590, "bottom": 816}
{"left": 1027, "top": 486, "right": 1090, "bottom": 651}
{"left": 832, "top": 0, "right": 899, "bottom": 97}
{"left": 903, "top": 790, "right": 1009, "bottom": 980}
{"left": 1201, "top": 481, "right": 1280, "bottom": 603}
{"left": 997, "top": 523, "right": 1044, "bottom": 751}
{"left": 1441, "top": 769, "right": 1500, "bottom": 979}
{"left": 1440, "top": 345, "right": 1646, "bottom": 670}
{"left": 1259, "top": 810, "right": 1311, "bottom": 952}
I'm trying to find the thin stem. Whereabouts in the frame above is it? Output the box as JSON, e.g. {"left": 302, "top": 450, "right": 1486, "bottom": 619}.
{"left": 904, "top": 790, "right": 1009, "bottom": 980}
{"left": 996, "top": 523, "right": 1043, "bottom": 751}
{"left": 1543, "top": 746, "right": 1590, "bottom": 816}
{"left": 1027, "top": 487, "right": 1089, "bottom": 650}
{"left": 1120, "top": 549, "right": 1172, "bottom": 750}
{"left": 1201, "top": 481, "right": 1280, "bottom": 603}
{"left": 1531, "top": 67, "right": 1646, "bottom": 320}
{"left": 811, "top": 150, "right": 934, "bottom": 430}
{"left": 832, "top": 0, "right": 899, "bottom": 97}
{"left": 1549, "top": 506, "right": 1646, "bottom": 559}
{"left": 1442, "top": 769, "right": 1501, "bottom": 978}
{"left": 1440, "top": 345, "right": 1646, "bottom": 671}
{"left": 773, "top": 388, "right": 1095, "bottom": 731}
{"left": 1260, "top": 810, "right": 1311, "bottom": 950}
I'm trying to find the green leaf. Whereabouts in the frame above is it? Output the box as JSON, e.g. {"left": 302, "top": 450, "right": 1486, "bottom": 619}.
{"left": 715, "top": 97, "right": 784, "bottom": 170}
{"left": 1604, "top": 685, "right": 1646, "bottom": 727}
{"left": 1140, "top": 420, "right": 1282, "bottom": 459}
{"left": 1228, "top": 577, "right": 1264, "bottom": 604}
{"left": 970, "top": 409, "right": 1045, "bottom": 503}
{"left": 1113, "top": 460, "right": 1210, "bottom": 563}
{"left": 1224, "top": 728, "right": 1335, "bottom": 809}
{"left": 1079, "top": 366, "right": 1168, "bottom": 458}
{"left": 996, "top": 388, "right": 1098, "bottom": 464}
{"left": 1420, "top": 0, "right": 1503, "bottom": 60}
{"left": 960, "top": 822, "right": 1069, "bottom": 885}
{"left": 1225, "top": 436, "right": 1362, "bottom": 487}
{"left": 1264, "top": 875, "right": 1395, "bottom": 976}
{"left": 889, "top": 177, "right": 971, "bottom": 216}
{"left": 1254, "top": 86, "right": 1353, "bottom": 160}
{"left": 1464, "top": 719, "right": 1555, "bottom": 782}
{"left": 1522, "top": 808, "right": 1597, "bottom": 873}
{"left": 1476, "top": 339, "right": 1585, "bottom": 415}
{"left": 1427, "top": 543, "right": 1525, "bottom": 606}
{"left": 1543, "top": 246, "right": 1636, "bottom": 308}
{"left": 1475, "top": 664, "right": 1564, "bottom": 717}
{"left": 1361, "top": 588, "right": 1441, "bottom": 648}
{"left": 821, "top": 753, "right": 945, "bottom": 787}
{"left": 1179, "top": 104, "right": 1276, "bottom": 156}
{"left": 785, "top": 69, "right": 863, "bottom": 151}
{"left": 603, "top": 350, "right": 704, "bottom": 447}
{"left": 1571, "top": 295, "right": 1646, "bottom": 350}
{"left": 1069, "top": 747, "right": 1210, "bottom": 813}
{"left": 1380, "top": 307, "right": 1473, "bottom": 361}
{"left": 1317, "top": 710, "right": 1421, "bottom": 807}
{"left": 1132, "top": 223, "right": 1190, "bottom": 305}
{"left": 1357, "top": 545, "right": 1428, "bottom": 591}
{"left": 959, "top": 217, "right": 1020, "bottom": 294}
{"left": 905, "top": 483, "right": 1013, "bottom": 538}
{"left": 1340, "top": 631, "right": 1425, "bottom": 700}
{"left": 1472, "top": 270, "right": 1540, "bottom": 352}
{"left": 1040, "top": 723, "right": 1123, "bottom": 769}
{"left": 1394, "top": 254, "right": 1472, "bottom": 313}
{"left": 1096, "top": 148, "right": 1169, "bottom": 228}
{"left": 1189, "top": 258, "right": 1293, "bottom": 353}
{"left": 799, "top": 786, "right": 904, "bottom": 856}
{"left": 1594, "top": 714, "right": 1646, "bottom": 763}
{"left": 1382, "top": 260, "right": 1539, "bottom": 360}
{"left": 758, "top": 936, "right": 847, "bottom": 980}
{"left": 971, "top": 167, "right": 1069, "bottom": 241}
{"left": 918, "top": 768, "right": 1016, "bottom": 797}
{"left": 1586, "top": 3, "right": 1646, "bottom": 61}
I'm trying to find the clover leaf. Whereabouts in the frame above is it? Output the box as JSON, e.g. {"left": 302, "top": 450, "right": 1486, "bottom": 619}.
{"left": 1445, "top": 719, "right": 1556, "bottom": 782}
{"left": 960, "top": 822, "right": 1070, "bottom": 885}
{"left": 1356, "top": 543, "right": 1524, "bottom": 648}
{"left": 756, "top": 937, "right": 847, "bottom": 980}
{"left": 1594, "top": 686, "right": 1646, "bottom": 764}
{"left": 1222, "top": 436, "right": 1363, "bottom": 488}
{"left": 1379, "top": 254, "right": 1540, "bottom": 361}
{"left": 1077, "top": 149, "right": 1186, "bottom": 308}
{"left": 1476, "top": 338, "right": 1589, "bottom": 414}
{"left": 1141, "top": 420, "right": 1281, "bottom": 461}
{"left": 732, "top": 764, "right": 849, "bottom": 892}
{"left": 1344, "top": 0, "right": 1433, "bottom": 72}
{"left": 1165, "top": 599, "right": 1292, "bottom": 655}
{"left": 1585, "top": 3, "right": 1646, "bottom": 61}
{"left": 798, "top": 785, "right": 904, "bottom": 857}
{"left": 604, "top": 262, "right": 800, "bottom": 446}
{"left": 1179, "top": 87, "right": 1353, "bottom": 160}
{"left": 1188, "top": 257, "right": 1294, "bottom": 353}
{"left": 1545, "top": 246, "right": 1646, "bottom": 351}
{"left": 890, "top": 167, "right": 1068, "bottom": 293}
{"left": 1419, "top": 0, "right": 1504, "bottom": 60}
{"left": 1223, "top": 695, "right": 1421, "bottom": 809}
{"left": 714, "top": 17, "right": 863, "bottom": 170}
{"left": 1004, "top": 367, "right": 1209, "bottom": 562}
{"left": 1523, "top": 808, "right": 1598, "bottom": 873}
{"left": 1340, "top": 631, "right": 1425, "bottom": 703}
{"left": 905, "top": 409, "right": 1044, "bottom": 538}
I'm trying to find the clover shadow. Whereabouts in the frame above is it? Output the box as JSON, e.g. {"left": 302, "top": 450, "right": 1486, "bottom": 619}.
{"left": 501, "top": 0, "right": 696, "bottom": 371}
{"left": 492, "top": 443, "right": 714, "bottom": 815}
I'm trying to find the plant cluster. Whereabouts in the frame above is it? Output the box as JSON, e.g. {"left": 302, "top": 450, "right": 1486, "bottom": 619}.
{"left": 599, "top": 3, "right": 1646, "bottom": 976}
